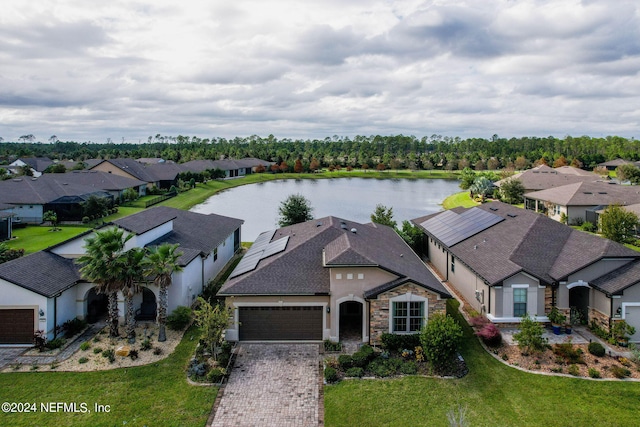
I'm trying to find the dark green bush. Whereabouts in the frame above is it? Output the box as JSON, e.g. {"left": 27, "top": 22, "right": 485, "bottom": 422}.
{"left": 324, "top": 367, "right": 339, "bottom": 383}
{"left": 610, "top": 365, "right": 631, "bottom": 379}
{"left": 45, "top": 337, "right": 66, "bottom": 350}
{"left": 338, "top": 354, "right": 353, "bottom": 370}
{"left": 62, "top": 318, "right": 87, "bottom": 338}
{"left": 359, "top": 344, "right": 375, "bottom": 360}
{"left": 166, "top": 306, "right": 192, "bottom": 331}
{"left": 581, "top": 221, "right": 596, "bottom": 232}
{"left": 102, "top": 349, "right": 115, "bottom": 363}
{"left": 400, "top": 361, "right": 418, "bottom": 375}
{"left": 568, "top": 364, "right": 580, "bottom": 376}
{"left": 207, "top": 367, "right": 226, "bottom": 383}
{"left": 345, "top": 367, "right": 364, "bottom": 378}
{"left": 420, "top": 313, "right": 464, "bottom": 372}
{"left": 324, "top": 340, "right": 342, "bottom": 352}
{"left": 588, "top": 342, "right": 606, "bottom": 357}
{"left": 380, "top": 333, "right": 421, "bottom": 352}
{"left": 588, "top": 368, "right": 601, "bottom": 378}
{"left": 141, "top": 339, "right": 152, "bottom": 351}
{"left": 351, "top": 351, "right": 368, "bottom": 368}
{"left": 129, "top": 349, "right": 139, "bottom": 360}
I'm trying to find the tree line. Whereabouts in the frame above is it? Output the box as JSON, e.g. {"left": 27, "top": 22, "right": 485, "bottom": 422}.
{"left": 0, "top": 134, "right": 638, "bottom": 171}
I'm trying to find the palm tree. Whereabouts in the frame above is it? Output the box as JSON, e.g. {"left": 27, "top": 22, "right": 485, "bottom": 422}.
{"left": 119, "top": 247, "right": 147, "bottom": 343}
{"left": 143, "top": 243, "right": 183, "bottom": 342}
{"left": 78, "top": 228, "right": 132, "bottom": 337}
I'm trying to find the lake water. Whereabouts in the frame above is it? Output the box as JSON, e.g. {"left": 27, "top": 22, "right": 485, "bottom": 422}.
{"left": 190, "top": 178, "right": 461, "bottom": 241}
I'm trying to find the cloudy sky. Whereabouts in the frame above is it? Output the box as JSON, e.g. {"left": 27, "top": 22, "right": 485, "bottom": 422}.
{"left": 1, "top": 0, "right": 639, "bottom": 143}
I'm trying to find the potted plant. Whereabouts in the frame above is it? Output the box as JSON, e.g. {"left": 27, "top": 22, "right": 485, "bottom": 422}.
{"left": 548, "top": 306, "right": 566, "bottom": 335}
{"left": 612, "top": 320, "right": 636, "bottom": 347}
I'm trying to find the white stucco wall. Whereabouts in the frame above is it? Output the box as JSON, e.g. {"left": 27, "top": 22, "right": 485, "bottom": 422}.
{"left": 203, "top": 233, "right": 236, "bottom": 282}
{"left": 168, "top": 257, "right": 202, "bottom": 313}
{"left": 0, "top": 278, "right": 48, "bottom": 338}
{"left": 11, "top": 204, "right": 44, "bottom": 223}
{"left": 134, "top": 221, "right": 174, "bottom": 247}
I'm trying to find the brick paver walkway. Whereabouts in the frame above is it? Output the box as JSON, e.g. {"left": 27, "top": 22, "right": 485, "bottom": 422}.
{"left": 210, "top": 344, "right": 320, "bottom": 427}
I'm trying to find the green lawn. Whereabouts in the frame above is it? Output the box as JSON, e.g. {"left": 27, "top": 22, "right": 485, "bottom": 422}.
{"left": 441, "top": 191, "right": 479, "bottom": 209}
{"left": 324, "top": 304, "right": 640, "bottom": 427}
{"left": 6, "top": 225, "right": 92, "bottom": 254}
{"left": 0, "top": 327, "right": 217, "bottom": 427}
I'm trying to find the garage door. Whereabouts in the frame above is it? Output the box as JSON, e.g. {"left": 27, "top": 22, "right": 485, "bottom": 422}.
{"left": 0, "top": 309, "right": 34, "bottom": 344}
{"left": 624, "top": 305, "right": 640, "bottom": 342}
{"left": 239, "top": 306, "right": 323, "bottom": 341}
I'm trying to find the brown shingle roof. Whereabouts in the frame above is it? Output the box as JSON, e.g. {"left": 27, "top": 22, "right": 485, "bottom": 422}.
{"left": 591, "top": 261, "right": 640, "bottom": 296}
{"left": 0, "top": 251, "right": 81, "bottom": 297}
{"left": 525, "top": 181, "right": 640, "bottom": 207}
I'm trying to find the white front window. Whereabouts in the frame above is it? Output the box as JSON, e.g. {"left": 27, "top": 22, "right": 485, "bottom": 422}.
{"left": 389, "top": 293, "right": 428, "bottom": 334}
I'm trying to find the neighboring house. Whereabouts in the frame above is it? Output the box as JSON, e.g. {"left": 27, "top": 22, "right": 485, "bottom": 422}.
{"left": 0, "top": 206, "right": 243, "bottom": 344}
{"left": 524, "top": 181, "right": 640, "bottom": 224}
{"left": 494, "top": 165, "right": 602, "bottom": 193}
{"left": 181, "top": 157, "right": 273, "bottom": 178}
{"left": 0, "top": 172, "right": 146, "bottom": 223}
{"left": 136, "top": 158, "right": 166, "bottom": 164}
{"left": 89, "top": 158, "right": 185, "bottom": 189}
{"left": 597, "top": 158, "right": 637, "bottom": 171}
{"left": 413, "top": 201, "right": 640, "bottom": 341}
{"left": 219, "top": 217, "right": 451, "bottom": 344}
{"left": 9, "top": 157, "right": 54, "bottom": 177}
{"left": 0, "top": 203, "right": 14, "bottom": 241}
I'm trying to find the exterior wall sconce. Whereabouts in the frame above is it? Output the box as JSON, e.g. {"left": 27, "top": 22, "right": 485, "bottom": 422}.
{"left": 326, "top": 306, "right": 330, "bottom": 313}
{"left": 39, "top": 309, "right": 45, "bottom": 317}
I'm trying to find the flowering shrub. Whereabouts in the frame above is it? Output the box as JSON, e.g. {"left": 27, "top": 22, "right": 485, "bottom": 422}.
{"left": 476, "top": 323, "right": 502, "bottom": 347}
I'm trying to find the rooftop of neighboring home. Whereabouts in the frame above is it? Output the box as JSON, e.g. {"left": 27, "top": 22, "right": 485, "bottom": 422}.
{"left": 413, "top": 201, "right": 639, "bottom": 286}
{"left": 598, "top": 158, "right": 639, "bottom": 168}
{"left": 89, "top": 158, "right": 167, "bottom": 183}
{"left": 13, "top": 157, "right": 54, "bottom": 172}
{"left": 219, "top": 216, "right": 450, "bottom": 298}
{"left": 0, "top": 251, "right": 82, "bottom": 297}
{"left": 524, "top": 181, "right": 640, "bottom": 207}
{"left": 114, "top": 206, "right": 244, "bottom": 266}
{"left": 0, "top": 172, "right": 145, "bottom": 205}
{"left": 494, "top": 165, "right": 602, "bottom": 192}
{"left": 136, "top": 157, "right": 166, "bottom": 164}
{"left": 180, "top": 157, "right": 273, "bottom": 173}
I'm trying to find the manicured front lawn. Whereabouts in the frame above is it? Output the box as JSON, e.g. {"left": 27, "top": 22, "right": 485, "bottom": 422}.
{"left": 6, "top": 225, "right": 91, "bottom": 254}
{"left": 324, "top": 306, "right": 640, "bottom": 427}
{"left": 0, "top": 327, "right": 216, "bottom": 427}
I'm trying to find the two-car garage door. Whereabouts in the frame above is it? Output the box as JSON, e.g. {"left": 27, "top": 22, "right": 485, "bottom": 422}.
{"left": 0, "top": 309, "right": 34, "bottom": 344}
{"left": 239, "top": 306, "right": 323, "bottom": 341}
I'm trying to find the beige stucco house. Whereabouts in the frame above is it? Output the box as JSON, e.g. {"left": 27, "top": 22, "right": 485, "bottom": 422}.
{"left": 218, "top": 217, "right": 451, "bottom": 344}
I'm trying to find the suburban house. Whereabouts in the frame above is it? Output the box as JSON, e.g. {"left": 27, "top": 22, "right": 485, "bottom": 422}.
{"left": 9, "top": 157, "right": 54, "bottom": 177}
{"left": 0, "top": 206, "right": 243, "bottom": 344}
{"left": 0, "top": 172, "right": 147, "bottom": 223}
{"left": 413, "top": 201, "right": 640, "bottom": 341}
{"left": 181, "top": 157, "right": 273, "bottom": 178}
{"left": 597, "top": 158, "right": 640, "bottom": 171}
{"left": 89, "top": 158, "right": 183, "bottom": 189}
{"left": 523, "top": 181, "right": 640, "bottom": 225}
{"left": 218, "top": 217, "right": 451, "bottom": 344}
{"left": 494, "top": 165, "right": 602, "bottom": 193}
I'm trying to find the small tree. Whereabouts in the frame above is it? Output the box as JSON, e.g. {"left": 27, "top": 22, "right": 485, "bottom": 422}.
{"left": 420, "top": 313, "right": 463, "bottom": 373}
{"left": 122, "top": 188, "right": 138, "bottom": 202}
{"left": 459, "top": 167, "right": 476, "bottom": 190}
{"left": 43, "top": 210, "right": 60, "bottom": 231}
{"left": 397, "top": 220, "right": 424, "bottom": 252}
{"left": 469, "top": 177, "right": 494, "bottom": 201}
{"left": 254, "top": 164, "right": 266, "bottom": 173}
{"left": 277, "top": 193, "right": 313, "bottom": 227}
{"left": 309, "top": 158, "right": 320, "bottom": 172}
{"left": 0, "top": 243, "right": 24, "bottom": 264}
{"left": 370, "top": 204, "right": 397, "bottom": 228}
{"left": 294, "top": 158, "right": 304, "bottom": 173}
{"left": 500, "top": 178, "right": 525, "bottom": 204}
{"left": 193, "top": 297, "right": 232, "bottom": 361}
{"left": 512, "top": 314, "right": 547, "bottom": 355}
{"left": 600, "top": 204, "right": 639, "bottom": 244}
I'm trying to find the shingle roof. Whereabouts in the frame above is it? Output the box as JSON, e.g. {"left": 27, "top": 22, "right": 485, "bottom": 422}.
{"left": 219, "top": 216, "right": 450, "bottom": 298}
{"left": 591, "top": 261, "right": 640, "bottom": 296}
{"left": 0, "top": 251, "right": 81, "bottom": 297}
{"left": 415, "top": 201, "right": 640, "bottom": 286}
{"left": 52, "top": 170, "right": 147, "bottom": 191}
{"left": 598, "top": 158, "right": 634, "bottom": 168}
{"left": 495, "top": 165, "right": 600, "bottom": 192}
{"left": 114, "top": 206, "right": 244, "bottom": 266}
{"left": 0, "top": 176, "right": 112, "bottom": 205}
{"left": 20, "top": 157, "right": 53, "bottom": 172}
{"left": 524, "top": 181, "right": 640, "bottom": 207}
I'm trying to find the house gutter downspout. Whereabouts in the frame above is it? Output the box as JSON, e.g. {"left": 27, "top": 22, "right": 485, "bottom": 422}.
{"left": 53, "top": 294, "right": 58, "bottom": 339}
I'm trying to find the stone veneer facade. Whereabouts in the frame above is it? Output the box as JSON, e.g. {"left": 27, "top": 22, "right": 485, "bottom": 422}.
{"left": 368, "top": 282, "right": 446, "bottom": 344}
{"left": 589, "top": 307, "right": 611, "bottom": 332}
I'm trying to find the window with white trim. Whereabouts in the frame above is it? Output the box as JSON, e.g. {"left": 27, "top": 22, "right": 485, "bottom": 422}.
{"left": 357, "top": 273, "right": 364, "bottom": 280}
{"left": 513, "top": 288, "right": 527, "bottom": 317}
{"left": 213, "top": 247, "right": 218, "bottom": 262}
{"left": 336, "top": 273, "right": 342, "bottom": 280}
{"left": 392, "top": 301, "right": 425, "bottom": 333}
{"left": 347, "top": 273, "right": 353, "bottom": 280}
{"left": 450, "top": 256, "right": 455, "bottom": 273}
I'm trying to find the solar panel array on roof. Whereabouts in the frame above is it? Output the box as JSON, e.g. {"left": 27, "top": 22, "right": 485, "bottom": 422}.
{"left": 421, "top": 207, "right": 504, "bottom": 247}
{"left": 228, "top": 230, "right": 290, "bottom": 279}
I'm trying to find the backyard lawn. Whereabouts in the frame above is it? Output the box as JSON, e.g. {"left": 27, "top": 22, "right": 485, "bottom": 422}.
{"left": 441, "top": 191, "right": 479, "bottom": 209}
{"left": 0, "top": 327, "right": 216, "bottom": 427}
{"left": 324, "top": 303, "right": 640, "bottom": 427}
{"left": 6, "top": 225, "right": 91, "bottom": 254}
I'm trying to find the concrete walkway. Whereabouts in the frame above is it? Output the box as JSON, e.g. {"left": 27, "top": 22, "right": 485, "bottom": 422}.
{"left": 210, "top": 344, "right": 321, "bottom": 427}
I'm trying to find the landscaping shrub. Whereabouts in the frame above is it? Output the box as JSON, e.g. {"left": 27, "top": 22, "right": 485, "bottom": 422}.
{"left": 568, "top": 364, "right": 580, "bottom": 376}
{"left": 45, "top": 337, "right": 66, "bottom": 350}
{"left": 380, "top": 333, "right": 421, "bottom": 353}
{"left": 166, "top": 306, "right": 192, "bottom": 331}
{"left": 324, "top": 340, "right": 342, "bottom": 352}
{"left": 588, "top": 368, "right": 601, "bottom": 378}
{"left": 82, "top": 216, "right": 90, "bottom": 224}
{"left": 188, "top": 360, "right": 208, "bottom": 379}
{"left": 93, "top": 347, "right": 103, "bottom": 354}
{"left": 476, "top": 323, "right": 502, "bottom": 347}
{"left": 324, "top": 366, "right": 339, "bottom": 383}
{"left": 345, "top": 367, "right": 364, "bottom": 378}
{"left": 469, "top": 315, "right": 489, "bottom": 328}
{"left": 359, "top": 344, "right": 375, "bottom": 360}
{"left": 513, "top": 314, "right": 548, "bottom": 355}
{"left": 129, "top": 349, "right": 139, "bottom": 360}
{"left": 400, "top": 361, "right": 418, "bottom": 375}
{"left": 80, "top": 341, "right": 91, "bottom": 351}
{"left": 581, "top": 221, "right": 596, "bottom": 232}
{"left": 141, "top": 339, "right": 152, "bottom": 351}
{"left": 351, "top": 351, "right": 369, "bottom": 368}
{"left": 338, "top": 354, "right": 353, "bottom": 370}
{"left": 153, "top": 347, "right": 163, "bottom": 356}
{"left": 610, "top": 365, "right": 631, "bottom": 379}
{"left": 420, "top": 313, "right": 463, "bottom": 373}
{"left": 78, "top": 357, "right": 89, "bottom": 364}
{"left": 33, "top": 330, "right": 47, "bottom": 352}
{"left": 207, "top": 367, "right": 226, "bottom": 383}
{"left": 553, "top": 342, "right": 585, "bottom": 364}
{"left": 62, "top": 318, "right": 87, "bottom": 337}
{"left": 588, "top": 342, "right": 606, "bottom": 357}
{"left": 367, "top": 360, "right": 395, "bottom": 377}
{"left": 102, "top": 349, "right": 116, "bottom": 363}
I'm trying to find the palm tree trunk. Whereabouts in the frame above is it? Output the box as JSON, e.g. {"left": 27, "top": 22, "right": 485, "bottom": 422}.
{"left": 157, "top": 284, "right": 168, "bottom": 342}
{"left": 125, "top": 292, "right": 136, "bottom": 343}
{"left": 108, "top": 290, "right": 120, "bottom": 337}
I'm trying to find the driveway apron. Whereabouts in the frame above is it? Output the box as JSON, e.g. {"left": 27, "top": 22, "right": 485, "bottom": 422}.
{"left": 211, "top": 343, "right": 320, "bottom": 427}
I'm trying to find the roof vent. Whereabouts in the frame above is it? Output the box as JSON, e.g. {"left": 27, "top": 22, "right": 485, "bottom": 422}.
{"left": 474, "top": 245, "right": 477, "bottom": 250}
{"left": 583, "top": 191, "right": 592, "bottom": 194}
{"left": 507, "top": 213, "right": 517, "bottom": 218}
{"left": 400, "top": 253, "right": 403, "bottom": 257}
{"left": 598, "top": 192, "right": 607, "bottom": 194}
{"left": 341, "top": 224, "right": 347, "bottom": 230}
{"left": 350, "top": 228, "right": 357, "bottom": 234}
{"left": 316, "top": 222, "right": 323, "bottom": 227}
{"left": 489, "top": 207, "right": 498, "bottom": 211}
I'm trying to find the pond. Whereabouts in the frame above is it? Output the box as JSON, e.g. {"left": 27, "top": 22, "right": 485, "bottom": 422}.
{"left": 190, "top": 177, "right": 461, "bottom": 241}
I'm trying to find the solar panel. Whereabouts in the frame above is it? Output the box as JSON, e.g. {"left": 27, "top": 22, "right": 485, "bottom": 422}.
{"left": 228, "top": 230, "right": 290, "bottom": 279}
{"left": 421, "top": 207, "right": 503, "bottom": 247}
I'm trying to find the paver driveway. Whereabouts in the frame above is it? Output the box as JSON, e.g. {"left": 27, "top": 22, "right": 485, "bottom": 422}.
{"left": 210, "top": 343, "right": 320, "bottom": 427}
